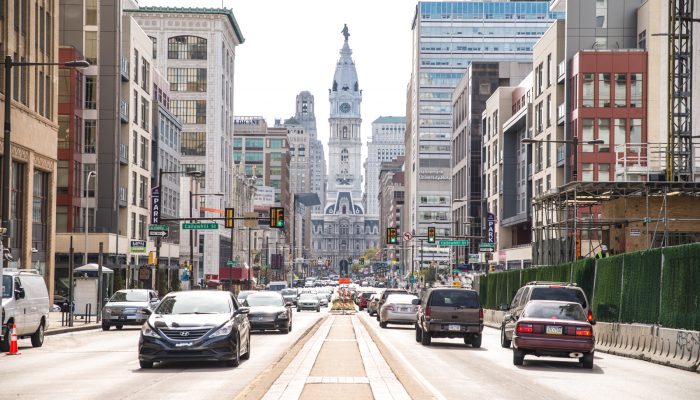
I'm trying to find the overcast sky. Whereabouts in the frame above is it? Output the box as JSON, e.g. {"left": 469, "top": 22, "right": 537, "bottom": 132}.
{"left": 140, "top": 0, "right": 416, "bottom": 165}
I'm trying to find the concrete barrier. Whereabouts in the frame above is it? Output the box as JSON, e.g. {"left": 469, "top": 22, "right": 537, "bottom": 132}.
{"left": 484, "top": 309, "right": 700, "bottom": 373}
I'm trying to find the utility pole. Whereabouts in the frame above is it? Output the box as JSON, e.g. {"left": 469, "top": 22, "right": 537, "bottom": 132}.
{"left": 248, "top": 227, "right": 252, "bottom": 289}
{"left": 97, "top": 242, "right": 103, "bottom": 323}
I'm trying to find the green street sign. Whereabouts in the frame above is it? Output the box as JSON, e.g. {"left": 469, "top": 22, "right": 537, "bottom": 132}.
{"left": 227, "top": 260, "right": 237, "bottom": 265}
{"left": 148, "top": 224, "right": 169, "bottom": 231}
{"left": 479, "top": 242, "right": 495, "bottom": 252}
{"left": 182, "top": 222, "right": 219, "bottom": 230}
{"left": 438, "top": 239, "right": 469, "bottom": 247}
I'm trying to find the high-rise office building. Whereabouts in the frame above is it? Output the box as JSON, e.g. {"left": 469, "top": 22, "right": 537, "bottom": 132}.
{"left": 364, "top": 117, "right": 406, "bottom": 216}
{"left": 294, "top": 92, "right": 326, "bottom": 217}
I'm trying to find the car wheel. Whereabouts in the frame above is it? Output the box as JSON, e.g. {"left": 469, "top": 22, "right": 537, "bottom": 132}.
{"left": 0, "top": 324, "right": 10, "bottom": 352}
{"left": 115, "top": 324, "right": 124, "bottom": 330}
{"left": 415, "top": 324, "right": 423, "bottom": 342}
{"left": 470, "top": 334, "right": 482, "bottom": 348}
{"left": 513, "top": 349, "right": 525, "bottom": 366}
{"left": 30, "top": 322, "right": 45, "bottom": 347}
{"left": 316, "top": 307, "right": 320, "bottom": 312}
{"left": 289, "top": 321, "right": 293, "bottom": 332}
{"left": 380, "top": 321, "right": 388, "bottom": 329}
{"left": 225, "top": 336, "right": 241, "bottom": 368}
{"left": 241, "top": 333, "right": 251, "bottom": 360}
{"left": 280, "top": 325, "right": 290, "bottom": 334}
{"left": 139, "top": 360, "right": 154, "bottom": 369}
{"left": 420, "top": 327, "right": 431, "bottom": 346}
{"left": 500, "top": 325, "right": 511, "bottom": 348}
{"left": 581, "top": 352, "right": 594, "bottom": 369}
{"left": 376, "top": 314, "right": 380, "bottom": 322}
{"left": 297, "top": 308, "right": 300, "bottom": 312}
{"left": 101, "top": 322, "right": 110, "bottom": 331}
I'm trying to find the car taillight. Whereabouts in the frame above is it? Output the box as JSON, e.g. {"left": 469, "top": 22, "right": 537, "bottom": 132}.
{"left": 479, "top": 308, "right": 484, "bottom": 320}
{"left": 587, "top": 309, "right": 593, "bottom": 322}
{"left": 384, "top": 305, "right": 394, "bottom": 311}
{"left": 575, "top": 326, "right": 592, "bottom": 336}
{"left": 425, "top": 306, "right": 431, "bottom": 318}
{"left": 516, "top": 323, "right": 533, "bottom": 333}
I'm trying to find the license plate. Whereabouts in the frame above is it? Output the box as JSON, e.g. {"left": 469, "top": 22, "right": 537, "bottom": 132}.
{"left": 448, "top": 324, "right": 461, "bottom": 331}
{"left": 546, "top": 325, "right": 563, "bottom": 335}
{"left": 255, "top": 317, "right": 264, "bottom": 321}
{"left": 118, "top": 316, "right": 128, "bottom": 321}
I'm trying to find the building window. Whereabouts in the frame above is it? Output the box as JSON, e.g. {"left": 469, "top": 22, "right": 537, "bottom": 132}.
{"left": 131, "top": 212, "right": 136, "bottom": 238}
{"left": 598, "top": 118, "right": 610, "bottom": 152}
{"left": 181, "top": 132, "right": 206, "bottom": 156}
{"left": 85, "top": 0, "right": 97, "bottom": 25}
{"left": 133, "top": 49, "right": 139, "bottom": 83}
{"left": 131, "top": 172, "right": 137, "bottom": 205}
{"left": 10, "top": 162, "right": 25, "bottom": 256}
{"left": 141, "top": 58, "right": 150, "bottom": 92}
{"left": 596, "top": 0, "right": 607, "bottom": 28}
{"left": 149, "top": 36, "right": 157, "bottom": 59}
{"left": 132, "top": 131, "right": 138, "bottom": 164}
{"left": 599, "top": 164, "right": 610, "bottom": 182}
{"left": 168, "top": 68, "right": 207, "bottom": 92}
{"left": 84, "top": 76, "right": 96, "bottom": 109}
{"left": 341, "top": 148, "right": 349, "bottom": 162}
{"left": 342, "top": 126, "right": 348, "bottom": 138}
{"left": 630, "top": 74, "right": 643, "bottom": 108}
{"left": 615, "top": 74, "right": 627, "bottom": 107}
{"left": 245, "top": 138, "right": 263, "bottom": 149}
{"left": 141, "top": 96, "right": 149, "bottom": 131}
{"left": 630, "top": 118, "right": 642, "bottom": 152}
{"left": 599, "top": 73, "right": 611, "bottom": 107}
{"left": 638, "top": 30, "right": 647, "bottom": 50}
{"left": 140, "top": 136, "right": 148, "bottom": 169}
{"left": 167, "top": 36, "right": 207, "bottom": 60}
{"left": 582, "top": 163, "right": 594, "bottom": 181}
{"left": 138, "top": 215, "right": 146, "bottom": 239}
{"left": 32, "top": 170, "right": 49, "bottom": 264}
{"left": 85, "top": 31, "right": 97, "bottom": 65}
{"left": 582, "top": 74, "right": 594, "bottom": 107}
{"left": 139, "top": 176, "right": 147, "bottom": 207}
{"left": 84, "top": 120, "right": 96, "bottom": 154}
{"left": 614, "top": 118, "right": 626, "bottom": 148}
{"left": 171, "top": 100, "right": 206, "bottom": 124}
{"left": 582, "top": 119, "right": 594, "bottom": 152}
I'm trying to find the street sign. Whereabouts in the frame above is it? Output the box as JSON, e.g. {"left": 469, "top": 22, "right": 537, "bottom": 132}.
{"left": 410, "top": 274, "right": 415, "bottom": 284}
{"left": 403, "top": 232, "right": 413, "bottom": 241}
{"left": 487, "top": 213, "right": 496, "bottom": 244}
{"left": 148, "top": 224, "right": 168, "bottom": 231}
{"left": 227, "top": 260, "right": 237, "bottom": 265}
{"left": 244, "top": 211, "right": 258, "bottom": 228}
{"left": 148, "top": 230, "right": 168, "bottom": 238}
{"left": 130, "top": 240, "right": 147, "bottom": 253}
{"left": 469, "top": 254, "right": 480, "bottom": 263}
{"left": 182, "top": 222, "right": 219, "bottom": 230}
{"left": 438, "top": 239, "right": 469, "bottom": 247}
{"left": 151, "top": 187, "right": 161, "bottom": 224}
{"left": 479, "top": 242, "right": 495, "bottom": 252}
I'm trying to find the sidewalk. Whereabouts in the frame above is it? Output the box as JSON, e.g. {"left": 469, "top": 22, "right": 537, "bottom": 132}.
{"left": 45, "top": 311, "right": 101, "bottom": 336}
{"left": 262, "top": 314, "right": 411, "bottom": 400}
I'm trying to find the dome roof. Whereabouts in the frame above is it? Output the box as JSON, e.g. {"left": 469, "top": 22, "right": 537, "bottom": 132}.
{"left": 331, "top": 37, "right": 359, "bottom": 93}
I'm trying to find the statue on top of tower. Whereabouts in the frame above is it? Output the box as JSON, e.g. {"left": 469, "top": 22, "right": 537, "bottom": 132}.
{"left": 341, "top": 24, "right": 350, "bottom": 41}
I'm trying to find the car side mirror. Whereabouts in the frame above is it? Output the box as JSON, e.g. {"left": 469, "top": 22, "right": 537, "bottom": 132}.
{"left": 104, "top": 297, "right": 110, "bottom": 304}
{"left": 411, "top": 299, "right": 420, "bottom": 305}
{"left": 139, "top": 308, "right": 152, "bottom": 316}
{"left": 150, "top": 298, "right": 159, "bottom": 303}
{"left": 15, "top": 288, "right": 25, "bottom": 299}
{"left": 499, "top": 303, "right": 510, "bottom": 311}
{"left": 236, "top": 307, "right": 250, "bottom": 315}
{"left": 589, "top": 319, "right": 596, "bottom": 326}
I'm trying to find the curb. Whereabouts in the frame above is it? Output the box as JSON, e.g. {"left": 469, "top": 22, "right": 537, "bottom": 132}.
{"left": 46, "top": 325, "right": 101, "bottom": 336}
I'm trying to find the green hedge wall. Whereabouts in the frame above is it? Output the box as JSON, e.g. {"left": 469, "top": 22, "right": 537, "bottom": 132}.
{"left": 477, "top": 243, "right": 700, "bottom": 330}
{"left": 660, "top": 243, "right": 700, "bottom": 331}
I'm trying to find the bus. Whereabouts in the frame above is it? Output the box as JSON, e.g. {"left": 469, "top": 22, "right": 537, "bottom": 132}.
{"left": 267, "top": 281, "right": 288, "bottom": 292}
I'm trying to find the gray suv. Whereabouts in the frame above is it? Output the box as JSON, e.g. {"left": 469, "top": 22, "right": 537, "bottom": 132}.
{"left": 102, "top": 289, "right": 159, "bottom": 330}
{"left": 499, "top": 281, "right": 592, "bottom": 348}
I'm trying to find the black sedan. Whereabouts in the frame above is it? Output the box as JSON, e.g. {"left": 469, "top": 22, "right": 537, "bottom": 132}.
{"left": 244, "top": 292, "right": 293, "bottom": 334}
{"left": 138, "top": 291, "right": 251, "bottom": 369}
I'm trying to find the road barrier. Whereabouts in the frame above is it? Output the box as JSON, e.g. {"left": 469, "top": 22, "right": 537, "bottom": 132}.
{"left": 6, "top": 323, "right": 20, "bottom": 355}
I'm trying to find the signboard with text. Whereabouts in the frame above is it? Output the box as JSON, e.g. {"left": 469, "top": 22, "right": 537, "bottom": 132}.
{"left": 130, "top": 240, "right": 147, "bottom": 253}
{"left": 150, "top": 187, "right": 161, "bottom": 224}
{"left": 487, "top": 212, "right": 496, "bottom": 245}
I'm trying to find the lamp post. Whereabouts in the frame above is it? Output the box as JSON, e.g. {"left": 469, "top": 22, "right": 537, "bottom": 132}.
{"left": 1, "top": 57, "right": 88, "bottom": 299}
{"left": 83, "top": 170, "right": 97, "bottom": 265}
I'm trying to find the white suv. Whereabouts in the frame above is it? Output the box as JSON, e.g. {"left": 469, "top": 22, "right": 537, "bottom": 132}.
{"left": 2, "top": 269, "right": 50, "bottom": 351}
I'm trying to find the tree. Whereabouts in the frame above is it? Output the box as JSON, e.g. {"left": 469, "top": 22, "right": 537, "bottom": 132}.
{"left": 363, "top": 247, "right": 379, "bottom": 261}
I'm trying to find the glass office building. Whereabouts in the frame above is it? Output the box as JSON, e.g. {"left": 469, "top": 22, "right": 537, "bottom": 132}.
{"left": 405, "top": 1, "right": 562, "bottom": 268}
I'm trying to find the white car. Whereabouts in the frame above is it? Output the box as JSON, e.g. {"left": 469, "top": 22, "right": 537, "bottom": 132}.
{"left": 2, "top": 269, "right": 50, "bottom": 351}
{"left": 297, "top": 293, "right": 320, "bottom": 312}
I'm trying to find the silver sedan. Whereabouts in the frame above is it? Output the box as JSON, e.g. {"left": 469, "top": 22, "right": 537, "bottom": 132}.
{"left": 378, "top": 293, "right": 419, "bottom": 328}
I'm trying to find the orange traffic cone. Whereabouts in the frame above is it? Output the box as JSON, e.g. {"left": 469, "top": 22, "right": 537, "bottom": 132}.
{"left": 7, "top": 323, "right": 20, "bottom": 355}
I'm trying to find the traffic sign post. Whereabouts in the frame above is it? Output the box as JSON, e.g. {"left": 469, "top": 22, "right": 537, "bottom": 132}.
{"left": 479, "top": 242, "right": 495, "bottom": 252}
{"left": 148, "top": 230, "right": 168, "bottom": 238}
{"left": 182, "top": 222, "right": 219, "bottom": 230}
{"left": 438, "top": 239, "right": 469, "bottom": 247}
{"left": 148, "top": 224, "right": 169, "bottom": 238}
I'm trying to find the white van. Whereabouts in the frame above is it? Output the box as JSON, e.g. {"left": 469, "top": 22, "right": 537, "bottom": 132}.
{"left": 1, "top": 269, "right": 50, "bottom": 351}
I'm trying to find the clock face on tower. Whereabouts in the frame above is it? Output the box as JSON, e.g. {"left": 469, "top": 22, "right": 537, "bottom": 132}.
{"left": 340, "top": 102, "right": 351, "bottom": 113}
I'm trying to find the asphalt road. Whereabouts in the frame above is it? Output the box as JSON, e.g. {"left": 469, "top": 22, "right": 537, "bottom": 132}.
{"left": 358, "top": 311, "right": 700, "bottom": 400}
{"left": 0, "top": 307, "right": 328, "bottom": 400}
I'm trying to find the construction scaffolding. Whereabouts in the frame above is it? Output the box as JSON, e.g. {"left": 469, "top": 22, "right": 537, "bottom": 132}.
{"left": 532, "top": 180, "right": 700, "bottom": 266}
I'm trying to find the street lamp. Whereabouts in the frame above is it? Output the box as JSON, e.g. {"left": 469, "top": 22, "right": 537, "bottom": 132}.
{"left": 0, "top": 57, "right": 88, "bottom": 297}
{"left": 521, "top": 138, "right": 604, "bottom": 181}
{"left": 84, "top": 171, "right": 97, "bottom": 265}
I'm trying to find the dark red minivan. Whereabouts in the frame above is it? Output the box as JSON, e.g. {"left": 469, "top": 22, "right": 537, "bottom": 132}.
{"left": 512, "top": 300, "right": 595, "bottom": 368}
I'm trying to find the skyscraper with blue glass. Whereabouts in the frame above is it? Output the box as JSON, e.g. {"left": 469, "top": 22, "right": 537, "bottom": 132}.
{"left": 404, "top": 1, "right": 562, "bottom": 270}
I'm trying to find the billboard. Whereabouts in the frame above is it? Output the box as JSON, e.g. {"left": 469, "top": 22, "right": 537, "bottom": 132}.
{"left": 254, "top": 186, "right": 275, "bottom": 207}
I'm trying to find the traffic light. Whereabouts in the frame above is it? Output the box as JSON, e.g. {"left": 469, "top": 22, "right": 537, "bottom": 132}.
{"left": 427, "top": 226, "right": 436, "bottom": 243}
{"left": 270, "top": 207, "right": 285, "bottom": 228}
{"left": 386, "top": 228, "right": 397, "bottom": 244}
{"left": 148, "top": 251, "right": 157, "bottom": 266}
{"left": 224, "top": 207, "right": 234, "bottom": 229}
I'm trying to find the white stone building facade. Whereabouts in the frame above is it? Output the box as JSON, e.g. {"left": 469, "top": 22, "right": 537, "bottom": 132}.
{"left": 364, "top": 116, "right": 406, "bottom": 216}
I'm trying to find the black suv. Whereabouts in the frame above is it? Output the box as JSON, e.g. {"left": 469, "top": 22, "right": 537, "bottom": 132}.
{"left": 499, "top": 281, "right": 593, "bottom": 348}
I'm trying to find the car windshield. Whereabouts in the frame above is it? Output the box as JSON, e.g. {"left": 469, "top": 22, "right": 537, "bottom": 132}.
{"left": 109, "top": 291, "right": 148, "bottom": 302}
{"left": 386, "top": 294, "right": 418, "bottom": 304}
{"left": 281, "top": 289, "right": 296, "bottom": 296}
{"left": 155, "top": 294, "right": 230, "bottom": 315}
{"left": 429, "top": 290, "right": 480, "bottom": 308}
{"left": 530, "top": 287, "right": 587, "bottom": 308}
{"left": 246, "top": 295, "right": 284, "bottom": 307}
{"left": 524, "top": 302, "right": 586, "bottom": 321}
{"left": 299, "top": 294, "right": 316, "bottom": 300}
{"left": 2, "top": 276, "right": 11, "bottom": 298}
{"left": 237, "top": 291, "right": 255, "bottom": 300}
{"left": 361, "top": 292, "right": 374, "bottom": 299}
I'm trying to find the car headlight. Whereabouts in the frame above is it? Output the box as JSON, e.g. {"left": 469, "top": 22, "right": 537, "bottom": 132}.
{"left": 103, "top": 306, "right": 112, "bottom": 313}
{"left": 277, "top": 312, "right": 289, "bottom": 319}
{"left": 210, "top": 321, "right": 234, "bottom": 338}
{"left": 141, "top": 323, "right": 159, "bottom": 338}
